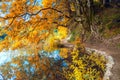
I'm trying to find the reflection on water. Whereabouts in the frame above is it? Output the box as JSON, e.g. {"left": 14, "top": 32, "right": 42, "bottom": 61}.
{"left": 0, "top": 49, "right": 67, "bottom": 80}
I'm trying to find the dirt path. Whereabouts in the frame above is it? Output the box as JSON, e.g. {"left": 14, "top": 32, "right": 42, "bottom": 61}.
{"left": 85, "top": 42, "right": 120, "bottom": 80}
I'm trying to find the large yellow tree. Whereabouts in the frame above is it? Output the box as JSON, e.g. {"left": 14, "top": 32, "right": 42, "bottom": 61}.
{"left": 0, "top": 0, "right": 95, "bottom": 52}
{"left": 0, "top": 0, "right": 72, "bottom": 79}
{"left": 0, "top": 0, "right": 72, "bottom": 52}
{"left": 0, "top": 0, "right": 107, "bottom": 80}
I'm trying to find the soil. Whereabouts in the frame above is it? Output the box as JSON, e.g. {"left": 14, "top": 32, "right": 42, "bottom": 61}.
{"left": 85, "top": 42, "right": 120, "bottom": 80}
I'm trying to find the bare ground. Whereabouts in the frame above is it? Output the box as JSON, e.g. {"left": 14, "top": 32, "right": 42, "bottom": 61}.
{"left": 85, "top": 42, "right": 120, "bottom": 80}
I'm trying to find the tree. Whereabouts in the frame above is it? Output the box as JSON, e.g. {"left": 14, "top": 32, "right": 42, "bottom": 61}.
{"left": 0, "top": 53, "right": 67, "bottom": 80}
{"left": 0, "top": 0, "right": 69, "bottom": 51}
{"left": 0, "top": 0, "right": 107, "bottom": 79}
{"left": 0, "top": 0, "right": 100, "bottom": 52}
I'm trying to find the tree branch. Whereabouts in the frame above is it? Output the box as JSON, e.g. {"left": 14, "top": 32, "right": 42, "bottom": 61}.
{"left": 0, "top": 7, "right": 70, "bottom": 21}
{"left": 30, "top": 7, "right": 70, "bottom": 18}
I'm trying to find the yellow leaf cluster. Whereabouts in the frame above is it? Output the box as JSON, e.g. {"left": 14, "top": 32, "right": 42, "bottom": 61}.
{"left": 1, "top": 3, "right": 7, "bottom": 12}
{"left": 44, "top": 36, "right": 58, "bottom": 51}
{"left": 29, "top": 30, "right": 38, "bottom": 38}
{"left": 42, "top": 0, "right": 56, "bottom": 7}
{"left": 58, "top": 26, "right": 68, "bottom": 39}
{"left": 64, "top": 46, "right": 106, "bottom": 80}
{"left": 0, "top": 0, "right": 70, "bottom": 53}
{"left": 54, "top": 26, "right": 68, "bottom": 40}
{"left": 12, "top": 41, "right": 22, "bottom": 50}
{"left": 70, "top": 3, "right": 75, "bottom": 11}
{"left": 60, "top": 48, "right": 68, "bottom": 58}
{"left": 0, "top": 40, "right": 9, "bottom": 51}
{"left": 44, "top": 26, "right": 68, "bottom": 51}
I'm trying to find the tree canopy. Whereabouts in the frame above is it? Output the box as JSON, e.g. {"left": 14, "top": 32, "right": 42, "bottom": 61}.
{"left": 0, "top": 0, "right": 108, "bottom": 80}
{"left": 0, "top": 0, "right": 99, "bottom": 52}
{"left": 0, "top": 0, "right": 68, "bottom": 49}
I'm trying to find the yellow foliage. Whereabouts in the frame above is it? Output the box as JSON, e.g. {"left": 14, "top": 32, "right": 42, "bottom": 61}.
{"left": 64, "top": 46, "right": 106, "bottom": 80}
{"left": 0, "top": 0, "right": 70, "bottom": 53}
{"left": 16, "top": 71, "right": 21, "bottom": 78}
{"left": 12, "top": 41, "right": 22, "bottom": 50}
{"left": 1, "top": 3, "right": 7, "bottom": 12}
{"left": 70, "top": 3, "right": 75, "bottom": 11}
{"left": 0, "top": 40, "right": 9, "bottom": 51}
{"left": 57, "top": 26, "right": 68, "bottom": 39}
{"left": 29, "top": 30, "right": 38, "bottom": 38}
{"left": 60, "top": 48, "right": 68, "bottom": 58}
{"left": 27, "top": 57, "right": 33, "bottom": 62}
{"left": 0, "top": 45, "right": 4, "bottom": 51}
{"left": 44, "top": 36, "right": 58, "bottom": 51}
{"left": 12, "top": 59, "right": 21, "bottom": 66}
{"left": 42, "top": 0, "right": 56, "bottom": 7}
